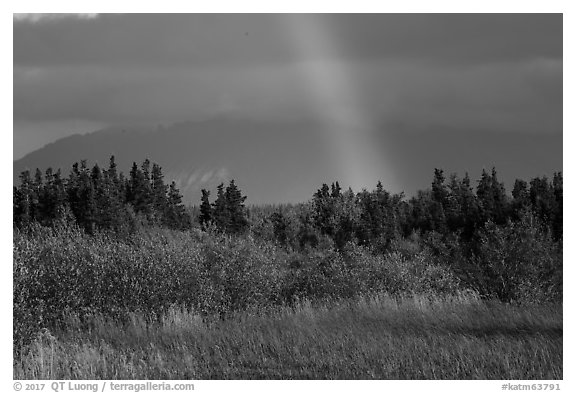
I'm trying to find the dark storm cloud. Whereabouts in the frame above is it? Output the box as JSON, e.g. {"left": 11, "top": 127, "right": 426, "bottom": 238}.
{"left": 14, "top": 58, "right": 562, "bottom": 133}
{"left": 357, "top": 58, "right": 563, "bottom": 133}
{"left": 14, "top": 64, "right": 316, "bottom": 124}
{"left": 14, "top": 13, "right": 562, "bottom": 162}
{"left": 14, "top": 14, "right": 295, "bottom": 68}
{"left": 324, "top": 14, "right": 561, "bottom": 65}
{"left": 14, "top": 14, "right": 561, "bottom": 67}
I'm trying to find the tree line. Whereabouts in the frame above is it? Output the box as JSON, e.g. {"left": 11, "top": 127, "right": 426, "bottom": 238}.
{"left": 259, "top": 168, "right": 562, "bottom": 252}
{"left": 13, "top": 156, "right": 192, "bottom": 232}
{"left": 14, "top": 157, "right": 562, "bottom": 248}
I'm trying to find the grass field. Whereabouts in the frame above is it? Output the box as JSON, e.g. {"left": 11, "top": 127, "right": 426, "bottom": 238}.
{"left": 14, "top": 293, "right": 562, "bottom": 380}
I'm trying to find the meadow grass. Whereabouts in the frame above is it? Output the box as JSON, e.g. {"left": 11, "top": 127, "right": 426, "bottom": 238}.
{"left": 14, "top": 293, "right": 562, "bottom": 380}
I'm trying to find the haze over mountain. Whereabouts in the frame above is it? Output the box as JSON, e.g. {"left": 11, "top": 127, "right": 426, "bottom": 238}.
{"left": 13, "top": 117, "right": 562, "bottom": 205}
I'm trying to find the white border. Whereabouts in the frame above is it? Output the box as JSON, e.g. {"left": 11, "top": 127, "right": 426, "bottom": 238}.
{"left": 4, "top": 2, "right": 572, "bottom": 392}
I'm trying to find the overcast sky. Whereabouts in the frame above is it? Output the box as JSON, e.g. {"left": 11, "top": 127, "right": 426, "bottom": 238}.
{"left": 13, "top": 13, "right": 562, "bottom": 195}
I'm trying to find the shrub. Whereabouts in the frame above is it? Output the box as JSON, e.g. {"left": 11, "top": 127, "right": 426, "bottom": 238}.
{"left": 473, "top": 212, "right": 562, "bottom": 303}
{"left": 13, "top": 223, "right": 287, "bottom": 347}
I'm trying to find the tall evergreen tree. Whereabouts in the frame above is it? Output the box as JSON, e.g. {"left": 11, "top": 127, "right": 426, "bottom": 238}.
{"left": 101, "top": 156, "right": 126, "bottom": 229}
{"left": 225, "top": 180, "right": 249, "bottom": 234}
{"left": 199, "top": 189, "right": 212, "bottom": 227}
{"left": 65, "top": 160, "right": 98, "bottom": 232}
{"left": 490, "top": 168, "right": 508, "bottom": 225}
{"left": 476, "top": 169, "right": 494, "bottom": 224}
{"left": 151, "top": 163, "right": 168, "bottom": 219}
{"left": 38, "top": 167, "right": 68, "bottom": 224}
{"left": 552, "top": 172, "right": 563, "bottom": 240}
{"left": 446, "top": 173, "right": 463, "bottom": 232}
{"left": 163, "top": 181, "right": 191, "bottom": 230}
{"left": 312, "top": 183, "right": 336, "bottom": 237}
{"left": 331, "top": 181, "right": 342, "bottom": 198}
{"left": 431, "top": 169, "right": 448, "bottom": 207}
{"left": 14, "top": 170, "right": 33, "bottom": 226}
{"left": 529, "top": 176, "right": 556, "bottom": 228}
{"left": 127, "top": 161, "right": 152, "bottom": 216}
{"left": 430, "top": 168, "right": 448, "bottom": 232}
{"left": 511, "top": 179, "right": 530, "bottom": 220}
{"left": 458, "top": 173, "right": 481, "bottom": 238}
{"left": 212, "top": 183, "right": 230, "bottom": 231}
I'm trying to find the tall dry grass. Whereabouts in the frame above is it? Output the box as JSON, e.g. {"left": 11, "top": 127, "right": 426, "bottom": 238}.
{"left": 14, "top": 293, "right": 562, "bottom": 380}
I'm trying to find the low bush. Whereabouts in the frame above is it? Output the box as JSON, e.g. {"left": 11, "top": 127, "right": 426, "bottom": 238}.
{"left": 472, "top": 213, "right": 562, "bottom": 303}
{"left": 14, "top": 222, "right": 465, "bottom": 349}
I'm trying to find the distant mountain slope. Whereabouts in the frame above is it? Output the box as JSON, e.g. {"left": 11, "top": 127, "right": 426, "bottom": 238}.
{"left": 13, "top": 117, "right": 563, "bottom": 205}
{"left": 13, "top": 118, "right": 335, "bottom": 205}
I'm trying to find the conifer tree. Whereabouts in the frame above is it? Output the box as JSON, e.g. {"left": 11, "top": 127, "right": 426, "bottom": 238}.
{"left": 107, "top": 155, "right": 119, "bottom": 184}
{"left": 430, "top": 168, "right": 448, "bottom": 232}
{"left": 431, "top": 169, "right": 448, "bottom": 207}
{"left": 511, "top": 179, "right": 530, "bottom": 220}
{"left": 31, "top": 168, "right": 44, "bottom": 222}
{"left": 100, "top": 156, "right": 126, "bottom": 229}
{"left": 38, "top": 167, "right": 68, "bottom": 224}
{"left": 490, "top": 168, "right": 508, "bottom": 225}
{"left": 331, "top": 181, "right": 342, "bottom": 198}
{"left": 14, "top": 170, "right": 33, "bottom": 226}
{"left": 79, "top": 161, "right": 98, "bottom": 232}
{"left": 13, "top": 186, "right": 22, "bottom": 225}
{"left": 163, "top": 181, "right": 192, "bottom": 230}
{"left": 151, "top": 163, "right": 168, "bottom": 219}
{"left": 127, "top": 161, "right": 152, "bottom": 216}
{"left": 552, "top": 172, "right": 563, "bottom": 240}
{"left": 312, "top": 183, "right": 336, "bottom": 236}
{"left": 212, "top": 183, "right": 230, "bottom": 231}
{"left": 446, "top": 173, "right": 463, "bottom": 231}
{"left": 199, "top": 189, "right": 212, "bottom": 227}
{"left": 529, "top": 176, "right": 557, "bottom": 230}
{"left": 142, "top": 159, "right": 151, "bottom": 183}
{"left": 458, "top": 173, "right": 480, "bottom": 238}
{"left": 476, "top": 169, "right": 494, "bottom": 224}
{"left": 225, "top": 180, "right": 248, "bottom": 234}
{"left": 64, "top": 160, "right": 98, "bottom": 232}
{"left": 92, "top": 163, "right": 112, "bottom": 229}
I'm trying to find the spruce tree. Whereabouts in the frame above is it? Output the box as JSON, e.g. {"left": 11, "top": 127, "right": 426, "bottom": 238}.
{"left": 459, "top": 173, "right": 480, "bottom": 238}
{"left": 552, "top": 172, "right": 563, "bottom": 240}
{"left": 199, "top": 189, "right": 212, "bottom": 227}
{"left": 225, "top": 180, "right": 248, "bottom": 234}
{"left": 14, "top": 170, "right": 33, "bottom": 226}
{"left": 490, "top": 168, "right": 508, "bottom": 225}
{"left": 212, "top": 183, "right": 230, "bottom": 231}
{"left": 312, "top": 183, "right": 335, "bottom": 236}
{"left": 162, "top": 181, "right": 191, "bottom": 230}
{"left": 476, "top": 169, "right": 494, "bottom": 224}
{"left": 431, "top": 168, "right": 448, "bottom": 207}
{"left": 127, "top": 161, "right": 152, "bottom": 217}
{"left": 101, "top": 156, "right": 125, "bottom": 230}
{"left": 39, "top": 167, "right": 68, "bottom": 224}
{"left": 511, "top": 179, "right": 530, "bottom": 220}
{"left": 151, "top": 163, "right": 168, "bottom": 220}
{"left": 430, "top": 169, "right": 448, "bottom": 232}
{"left": 445, "top": 173, "right": 463, "bottom": 231}
{"left": 529, "top": 176, "right": 556, "bottom": 230}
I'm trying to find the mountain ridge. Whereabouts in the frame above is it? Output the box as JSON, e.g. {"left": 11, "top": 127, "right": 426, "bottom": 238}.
{"left": 13, "top": 117, "right": 335, "bottom": 205}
